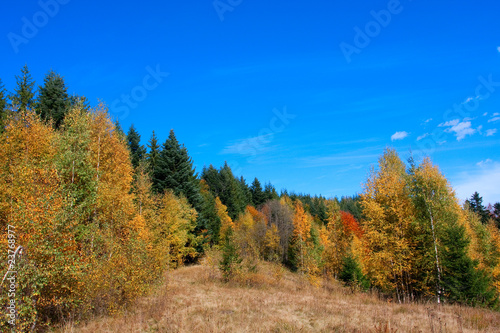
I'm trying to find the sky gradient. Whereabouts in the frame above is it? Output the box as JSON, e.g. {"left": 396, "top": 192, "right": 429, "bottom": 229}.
{"left": 1, "top": 0, "right": 500, "bottom": 204}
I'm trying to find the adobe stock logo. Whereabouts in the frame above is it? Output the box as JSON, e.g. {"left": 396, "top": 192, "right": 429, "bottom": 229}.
{"left": 110, "top": 65, "right": 169, "bottom": 120}
{"left": 339, "top": 0, "right": 410, "bottom": 63}
{"left": 213, "top": 0, "right": 242, "bottom": 21}
{"left": 7, "top": 0, "right": 71, "bottom": 54}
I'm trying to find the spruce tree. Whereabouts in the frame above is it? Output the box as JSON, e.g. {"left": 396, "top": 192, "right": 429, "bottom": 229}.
{"left": 147, "top": 131, "right": 160, "bottom": 180}
{"left": 219, "top": 163, "right": 246, "bottom": 219}
{"left": 10, "top": 64, "right": 35, "bottom": 111}
{"left": 493, "top": 203, "right": 500, "bottom": 229}
{"left": 264, "top": 182, "right": 279, "bottom": 202}
{"left": 250, "top": 177, "right": 265, "bottom": 207}
{"left": 154, "top": 129, "right": 202, "bottom": 210}
{"left": 126, "top": 124, "right": 146, "bottom": 169}
{"left": 339, "top": 255, "right": 370, "bottom": 291}
{"left": 113, "top": 120, "right": 125, "bottom": 139}
{"left": 36, "top": 70, "right": 70, "bottom": 128}
{"left": 441, "top": 223, "right": 498, "bottom": 308}
{"left": 219, "top": 230, "right": 242, "bottom": 282}
{"left": 0, "top": 79, "right": 7, "bottom": 133}
{"left": 70, "top": 95, "right": 91, "bottom": 112}
{"left": 198, "top": 180, "right": 222, "bottom": 245}
{"left": 238, "top": 176, "right": 252, "bottom": 207}
{"left": 202, "top": 163, "right": 247, "bottom": 220}
{"left": 466, "top": 192, "right": 489, "bottom": 224}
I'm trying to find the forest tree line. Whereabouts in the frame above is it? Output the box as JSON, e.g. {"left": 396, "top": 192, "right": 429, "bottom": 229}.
{"left": 1, "top": 66, "right": 500, "bottom": 331}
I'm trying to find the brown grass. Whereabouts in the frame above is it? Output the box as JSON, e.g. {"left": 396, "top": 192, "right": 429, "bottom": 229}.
{"left": 56, "top": 260, "right": 500, "bottom": 333}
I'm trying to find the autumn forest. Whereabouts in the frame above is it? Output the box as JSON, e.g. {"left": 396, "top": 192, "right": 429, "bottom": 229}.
{"left": 1, "top": 66, "right": 500, "bottom": 331}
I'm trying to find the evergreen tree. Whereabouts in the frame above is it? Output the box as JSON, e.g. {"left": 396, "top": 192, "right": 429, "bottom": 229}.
{"left": 126, "top": 124, "right": 146, "bottom": 169}
{"left": 466, "top": 192, "right": 489, "bottom": 224}
{"left": 339, "top": 195, "right": 363, "bottom": 222}
{"left": 339, "top": 255, "right": 370, "bottom": 291}
{"left": 36, "top": 70, "right": 70, "bottom": 128}
{"left": 219, "top": 230, "right": 242, "bottom": 282}
{"left": 10, "top": 64, "right": 35, "bottom": 111}
{"left": 0, "top": 79, "right": 7, "bottom": 133}
{"left": 250, "top": 177, "right": 265, "bottom": 207}
{"left": 441, "top": 223, "right": 498, "bottom": 308}
{"left": 264, "top": 182, "right": 279, "bottom": 202}
{"left": 147, "top": 131, "right": 160, "bottom": 180}
{"left": 198, "top": 180, "right": 221, "bottom": 244}
{"left": 154, "top": 129, "right": 202, "bottom": 210}
{"left": 202, "top": 163, "right": 247, "bottom": 220}
{"left": 70, "top": 94, "right": 91, "bottom": 112}
{"left": 493, "top": 202, "right": 500, "bottom": 229}
{"left": 113, "top": 119, "right": 125, "bottom": 139}
{"left": 238, "top": 176, "right": 252, "bottom": 207}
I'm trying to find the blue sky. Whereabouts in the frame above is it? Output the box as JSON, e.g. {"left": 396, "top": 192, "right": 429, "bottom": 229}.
{"left": 1, "top": 0, "right": 500, "bottom": 204}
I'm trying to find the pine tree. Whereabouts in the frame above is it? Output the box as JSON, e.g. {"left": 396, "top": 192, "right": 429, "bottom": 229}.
{"left": 147, "top": 130, "right": 160, "bottom": 179}
{"left": 154, "top": 129, "right": 202, "bottom": 210}
{"left": 198, "top": 180, "right": 221, "bottom": 244}
{"left": 36, "top": 70, "right": 70, "bottom": 128}
{"left": 126, "top": 124, "right": 146, "bottom": 169}
{"left": 493, "top": 203, "right": 500, "bottom": 229}
{"left": 239, "top": 176, "right": 253, "bottom": 207}
{"left": 114, "top": 119, "right": 125, "bottom": 139}
{"left": 70, "top": 94, "right": 91, "bottom": 112}
{"left": 10, "top": 64, "right": 35, "bottom": 111}
{"left": 202, "top": 163, "right": 247, "bottom": 220}
{"left": 250, "top": 177, "right": 265, "bottom": 207}
{"left": 339, "top": 255, "right": 370, "bottom": 291}
{"left": 219, "top": 230, "right": 242, "bottom": 282}
{"left": 264, "top": 182, "right": 279, "bottom": 202}
{"left": 466, "top": 192, "right": 489, "bottom": 224}
{"left": 441, "top": 223, "right": 498, "bottom": 308}
{"left": 0, "top": 79, "right": 7, "bottom": 133}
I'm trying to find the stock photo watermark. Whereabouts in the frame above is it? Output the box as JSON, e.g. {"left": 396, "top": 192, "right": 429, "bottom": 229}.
{"left": 110, "top": 64, "right": 169, "bottom": 120}
{"left": 339, "top": 0, "right": 411, "bottom": 64}
{"left": 7, "top": 0, "right": 71, "bottom": 54}
{"left": 3, "top": 225, "right": 19, "bottom": 327}
{"left": 213, "top": 0, "right": 243, "bottom": 21}
{"left": 417, "top": 74, "right": 500, "bottom": 154}
{"left": 225, "top": 106, "right": 296, "bottom": 175}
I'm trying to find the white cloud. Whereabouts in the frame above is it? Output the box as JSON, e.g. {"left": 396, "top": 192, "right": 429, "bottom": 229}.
{"left": 489, "top": 117, "right": 500, "bottom": 123}
{"left": 391, "top": 131, "right": 409, "bottom": 141}
{"left": 483, "top": 112, "right": 488, "bottom": 116}
{"left": 493, "top": 113, "right": 500, "bottom": 116}
{"left": 477, "top": 159, "right": 493, "bottom": 167}
{"left": 417, "top": 133, "right": 429, "bottom": 141}
{"left": 439, "top": 119, "right": 459, "bottom": 127}
{"left": 221, "top": 134, "right": 273, "bottom": 156}
{"left": 498, "top": 46, "right": 500, "bottom": 53}
{"left": 424, "top": 118, "right": 432, "bottom": 123}
{"left": 486, "top": 129, "right": 497, "bottom": 136}
{"left": 454, "top": 162, "right": 500, "bottom": 205}
{"left": 445, "top": 121, "right": 476, "bottom": 140}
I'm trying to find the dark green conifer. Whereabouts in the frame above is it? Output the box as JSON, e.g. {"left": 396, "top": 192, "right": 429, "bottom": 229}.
{"left": 0, "top": 79, "right": 7, "bottom": 133}
{"left": 10, "top": 64, "right": 35, "bottom": 111}
{"left": 36, "top": 70, "right": 70, "bottom": 128}
{"left": 154, "top": 129, "right": 202, "bottom": 210}
{"left": 250, "top": 177, "right": 265, "bottom": 207}
{"left": 147, "top": 131, "right": 160, "bottom": 179}
{"left": 466, "top": 192, "right": 489, "bottom": 224}
{"left": 441, "top": 223, "right": 498, "bottom": 308}
{"left": 126, "top": 124, "right": 146, "bottom": 169}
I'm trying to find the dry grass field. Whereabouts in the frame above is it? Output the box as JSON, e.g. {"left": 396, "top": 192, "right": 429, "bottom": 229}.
{"left": 57, "top": 259, "right": 500, "bottom": 333}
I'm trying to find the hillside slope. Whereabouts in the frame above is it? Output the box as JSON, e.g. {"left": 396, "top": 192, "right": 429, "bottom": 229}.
{"left": 61, "top": 261, "right": 500, "bottom": 333}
